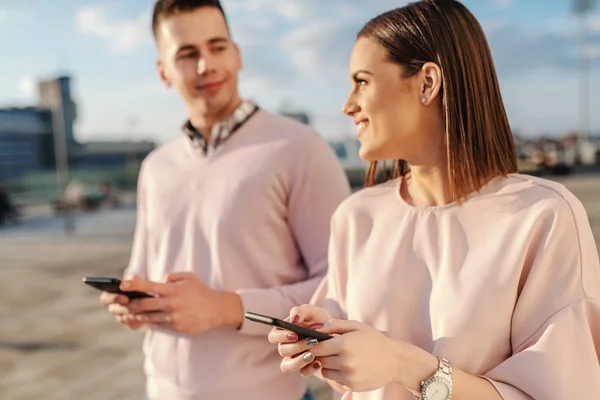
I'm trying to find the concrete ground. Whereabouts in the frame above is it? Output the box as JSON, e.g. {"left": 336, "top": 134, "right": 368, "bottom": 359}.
{"left": 1, "top": 174, "right": 599, "bottom": 400}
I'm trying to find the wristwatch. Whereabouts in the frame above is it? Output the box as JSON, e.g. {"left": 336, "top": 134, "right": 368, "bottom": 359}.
{"left": 420, "top": 357, "right": 453, "bottom": 400}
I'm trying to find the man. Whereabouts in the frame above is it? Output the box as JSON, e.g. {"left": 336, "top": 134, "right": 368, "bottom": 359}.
{"left": 99, "top": 1, "right": 351, "bottom": 399}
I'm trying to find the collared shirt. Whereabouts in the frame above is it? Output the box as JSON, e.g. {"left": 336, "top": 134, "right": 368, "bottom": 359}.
{"left": 182, "top": 100, "right": 259, "bottom": 155}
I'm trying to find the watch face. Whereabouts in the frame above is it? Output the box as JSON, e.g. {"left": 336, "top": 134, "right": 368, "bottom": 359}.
{"left": 424, "top": 380, "right": 450, "bottom": 400}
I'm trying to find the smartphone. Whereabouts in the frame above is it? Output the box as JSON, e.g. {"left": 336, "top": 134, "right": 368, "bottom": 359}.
{"left": 82, "top": 276, "right": 153, "bottom": 299}
{"left": 244, "top": 311, "right": 333, "bottom": 341}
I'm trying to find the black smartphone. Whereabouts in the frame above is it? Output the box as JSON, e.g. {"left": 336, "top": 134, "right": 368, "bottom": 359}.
{"left": 82, "top": 276, "right": 153, "bottom": 299}
{"left": 244, "top": 311, "right": 333, "bottom": 341}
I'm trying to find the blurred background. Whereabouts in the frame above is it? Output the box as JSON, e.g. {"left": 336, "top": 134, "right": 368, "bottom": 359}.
{"left": 0, "top": 0, "right": 599, "bottom": 399}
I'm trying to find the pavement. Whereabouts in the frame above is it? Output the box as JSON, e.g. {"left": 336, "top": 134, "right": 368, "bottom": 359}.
{"left": 0, "top": 206, "right": 331, "bottom": 400}
{"left": 1, "top": 174, "right": 599, "bottom": 400}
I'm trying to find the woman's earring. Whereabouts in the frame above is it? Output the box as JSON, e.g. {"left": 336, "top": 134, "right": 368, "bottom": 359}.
{"left": 421, "top": 97, "right": 427, "bottom": 104}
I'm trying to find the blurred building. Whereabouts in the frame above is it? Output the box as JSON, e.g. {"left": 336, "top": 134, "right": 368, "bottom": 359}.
{"left": 38, "top": 76, "right": 78, "bottom": 157}
{"left": 74, "top": 141, "right": 156, "bottom": 167}
{"left": 0, "top": 106, "right": 56, "bottom": 181}
{"left": 0, "top": 75, "right": 155, "bottom": 182}
{"left": 281, "top": 111, "right": 310, "bottom": 125}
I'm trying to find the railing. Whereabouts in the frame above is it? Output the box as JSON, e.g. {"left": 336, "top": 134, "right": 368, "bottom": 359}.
{"left": 7, "top": 163, "right": 141, "bottom": 206}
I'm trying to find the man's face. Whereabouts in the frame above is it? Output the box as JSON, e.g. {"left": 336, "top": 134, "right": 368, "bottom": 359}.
{"left": 155, "top": 7, "right": 242, "bottom": 118}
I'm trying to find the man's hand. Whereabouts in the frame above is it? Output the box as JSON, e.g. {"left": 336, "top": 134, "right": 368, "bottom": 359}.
{"left": 99, "top": 292, "right": 146, "bottom": 330}
{"left": 120, "top": 273, "right": 244, "bottom": 334}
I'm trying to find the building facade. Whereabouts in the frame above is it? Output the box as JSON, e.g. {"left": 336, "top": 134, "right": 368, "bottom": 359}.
{"left": 0, "top": 75, "right": 155, "bottom": 187}
{"left": 0, "top": 107, "right": 54, "bottom": 181}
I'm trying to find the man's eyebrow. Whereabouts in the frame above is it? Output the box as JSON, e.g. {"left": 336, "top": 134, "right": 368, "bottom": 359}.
{"left": 176, "top": 44, "right": 198, "bottom": 53}
{"left": 207, "top": 37, "right": 230, "bottom": 45}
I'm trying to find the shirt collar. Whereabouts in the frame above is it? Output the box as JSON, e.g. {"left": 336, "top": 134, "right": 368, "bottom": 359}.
{"left": 182, "top": 100, "right": 259, "bottom": 155}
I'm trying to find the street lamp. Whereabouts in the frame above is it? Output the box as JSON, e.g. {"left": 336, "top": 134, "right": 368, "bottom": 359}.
{"left": 573, "top": 0, "right": 596, "bottom": 141}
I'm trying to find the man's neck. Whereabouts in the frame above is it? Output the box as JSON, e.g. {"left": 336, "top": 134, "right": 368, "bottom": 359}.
{"left": 188, "top": 97, "right": 243, "bottom": 142}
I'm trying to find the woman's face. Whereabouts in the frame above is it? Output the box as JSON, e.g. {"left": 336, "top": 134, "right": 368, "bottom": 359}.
{"left": 342, "top": 37, "right": 442, "bottom": 164}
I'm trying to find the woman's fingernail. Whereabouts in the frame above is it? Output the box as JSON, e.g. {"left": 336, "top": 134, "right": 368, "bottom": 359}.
{"left": 312, "top": 361, "right": 321, "bottom": 369}
{"left": 306, "top": 338, "right": 318, "bottom": 346}
{"left": 291, "top": 315, "right": 300, "bottom": 324}
{"left": 309, "top": 323, "right": 324, "bottom": 330}
{"left": 286, "top": 333, "right": 298, "bottom": 341}
{"left": 302, "top": 352, "right": 314, "bottom": 363}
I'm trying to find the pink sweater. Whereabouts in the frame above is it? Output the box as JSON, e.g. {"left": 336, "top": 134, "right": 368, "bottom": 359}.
{"left": 125, "top": 110, "right": 351, "bottom": 400}
{"left": 317, "top": 174, "right": 600, "bottom": 400}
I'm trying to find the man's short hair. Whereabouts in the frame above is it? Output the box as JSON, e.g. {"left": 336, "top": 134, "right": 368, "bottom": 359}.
{"left": 152, "top": 0, "right": 229, "bottom": 38}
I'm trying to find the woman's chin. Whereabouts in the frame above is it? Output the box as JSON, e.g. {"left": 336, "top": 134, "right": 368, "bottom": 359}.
{"left": 358, "top": 146, "right": 384, "bottom": 162}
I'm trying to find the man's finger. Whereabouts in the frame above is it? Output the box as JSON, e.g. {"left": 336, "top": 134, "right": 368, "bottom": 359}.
{"left": 318, "top": 319, "right": 363, "bottom": 335}
{"left": 116, "top": 315, "right": 146, "bottom": 330}
{"left": 100, "top": 292, "right": 128, "bottom": 306}
{"left": 135, "top": 311, "right": 172, "bottom": 324}
{"left": 166, "top": 272, "right": 195, "bottom": 283}
{"left": 126, "top": 297, "right": 171, "bottom": 314}
{"left": 120, "top": 276, "right": 171, "bottom": 297}
{"left": 108, "top": 303, "right": 131, "bottom": 316}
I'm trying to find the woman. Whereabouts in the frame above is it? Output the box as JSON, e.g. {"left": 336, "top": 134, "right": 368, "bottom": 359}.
{"left": 268, "top": 1, "right": 600, "bottom": 399}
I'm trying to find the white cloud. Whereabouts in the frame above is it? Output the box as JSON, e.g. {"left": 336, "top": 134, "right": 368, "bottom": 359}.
{"left": 230, "top": 16, "right": 272, "bottom": 46}
{"left": 225, "top": 0, "right": 411, "bottom": 22}
{"left": 224, "top": 0, "right": 320, "bottom": 21}
{"left": 74, "top": 5, "right": 151, "bottom": 53}
{"left": 280, "top": 19, "right": 358, "bottom": 80}
{"left": 18, "top": 77, "right": 36, "bottom": 98}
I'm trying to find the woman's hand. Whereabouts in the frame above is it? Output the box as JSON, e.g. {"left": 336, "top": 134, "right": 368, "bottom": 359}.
{"left": 268, "top": 305, "right": 407, "bottom": 394}
{"left": 308, "top": 319, "right": 402, "bottom": 393}
{"left": 268, "top": 305, "right": 351, "bottom": 393}
{"left": 268, "top": 305, "right": 331, "bottom": 373}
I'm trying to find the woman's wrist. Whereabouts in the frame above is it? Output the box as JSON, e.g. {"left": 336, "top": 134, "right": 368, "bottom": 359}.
{"left": 391, "top": 340, "right": 439, "bottom": 392}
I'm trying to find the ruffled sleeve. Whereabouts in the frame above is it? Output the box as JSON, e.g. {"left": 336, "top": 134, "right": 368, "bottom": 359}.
{"left": 484, "top": 190, "right": 600, "bottom": 399}
{"left": 484, "top": 299, "right": 600, "bottom": 399}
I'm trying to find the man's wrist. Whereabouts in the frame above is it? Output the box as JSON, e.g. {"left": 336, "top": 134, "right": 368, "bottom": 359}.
{"left": 218, "top": 292, "right": 244, "bottom": 328}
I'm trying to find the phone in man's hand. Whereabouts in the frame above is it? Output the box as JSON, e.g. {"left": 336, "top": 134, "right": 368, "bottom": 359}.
{"left": 82, "top": 276, "right": 152, "bottom": 299}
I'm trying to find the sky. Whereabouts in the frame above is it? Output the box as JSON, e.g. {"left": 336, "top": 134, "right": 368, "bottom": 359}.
{"left": 0, "top": 0, "right": 598, "bottom": 145}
